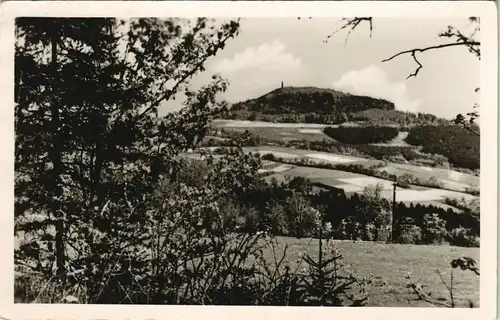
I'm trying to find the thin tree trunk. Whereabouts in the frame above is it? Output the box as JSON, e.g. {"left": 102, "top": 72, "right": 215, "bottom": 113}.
{"left": 50, "top": 25, "right": 65, "bottom": 277}
{"left": 14, "top": 65, "right": 24, "bottom": 164}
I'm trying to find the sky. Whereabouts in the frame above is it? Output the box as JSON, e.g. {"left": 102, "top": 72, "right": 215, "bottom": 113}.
{"left": 161, "top": 17, "right": 480, "bottom": 120}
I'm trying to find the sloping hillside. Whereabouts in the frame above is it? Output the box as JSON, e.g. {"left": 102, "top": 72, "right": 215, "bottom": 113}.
{"left": 352, "top": 108, "right": 453, "bottom": 127}
{"left": 221, "top": 86, "right": 454, "bottom": 127}
{"left": 406, "top": 125, "right": 480, "bottom": 170}
{"left": 223, "top": 86, "right": 395, "bottom": 124}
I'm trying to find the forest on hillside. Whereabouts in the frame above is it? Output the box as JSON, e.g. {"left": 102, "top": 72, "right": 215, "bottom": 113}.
{"left": 222, "top": 86, "right": 455, "bottom": 127}
{"left": 351, "top": 109, "right": 453, "bottom": 127}
{"left": 224, "top": 87, "right": 395, "bottom": 124}
{"left": 406, "top": 125, "right": 480, "bottom": 170}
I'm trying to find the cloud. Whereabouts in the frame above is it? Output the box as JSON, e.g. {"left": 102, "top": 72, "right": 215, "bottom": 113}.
{"left": 332, "top": 65, "right": 423, "bottom": 113}
{"left": 212, "top": 40, "right": 309, "bottom": 102}
{"left": 214, "top": 40, "right": 303, "bottom": 73}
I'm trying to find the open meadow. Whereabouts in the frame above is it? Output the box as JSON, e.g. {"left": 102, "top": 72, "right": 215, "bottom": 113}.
{"left": 213, "top": 126, "right": 333, "bottom": 143}
{"left": 212, "top": 119, "right": 329, "bottom": 129}
{"left": 258, "top": 237, "right": 480, "bottom": 307}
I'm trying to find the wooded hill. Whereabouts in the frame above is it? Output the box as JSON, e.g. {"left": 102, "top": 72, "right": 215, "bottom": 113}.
{"left": 222, "top": 86, "right": 453, "bottom": 126}
{"left": 223, "top": 86, "right": 394, "bottom": 124}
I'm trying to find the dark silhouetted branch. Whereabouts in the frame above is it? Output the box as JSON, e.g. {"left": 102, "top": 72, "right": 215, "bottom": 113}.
{"left": 382, "top": 41, "right": 480, "bottom": 79}
{"left": 324, "top": 17, "right": 372, "bottom": 45}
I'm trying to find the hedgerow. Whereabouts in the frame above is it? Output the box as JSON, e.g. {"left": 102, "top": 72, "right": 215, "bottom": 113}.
{"left": 323, "top": 126, "right": 400, "bottom": 144}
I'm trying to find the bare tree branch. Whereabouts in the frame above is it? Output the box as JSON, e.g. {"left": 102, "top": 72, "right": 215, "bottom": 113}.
{"left": 382, "top": 41, "right": 480, "bottom": 63}
{"left": 406, "top": 52, "right": 422, "bottom": 79}
{"left": 405, "top": 274, "right": 451, "bottom": 308}
{"left": 462, "top": 126, "right": 480, "bottom": 136}
{"left": 324, "top": 17, "right": 372, "bottom": 45}
{"left": 325, "top": 17, "right": 480, "bottom": 80}
{"left": 322, "top": 17, "right": 481, "bottom": 127}
{"left": 381, "top": 41, "right": 480, "bottom": 79}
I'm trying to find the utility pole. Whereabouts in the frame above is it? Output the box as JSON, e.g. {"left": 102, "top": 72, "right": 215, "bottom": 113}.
{"left": 390, "top": 175, "right": 397, "bottom": 243}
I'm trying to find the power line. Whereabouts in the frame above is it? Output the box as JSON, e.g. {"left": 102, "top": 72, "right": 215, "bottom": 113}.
{"left": 390, "top": 175, "right": 397, "bottom": 243}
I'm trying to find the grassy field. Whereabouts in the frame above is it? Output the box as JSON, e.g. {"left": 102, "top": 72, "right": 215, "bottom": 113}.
{"left": 212, "top": 120, "right": 478, "bottom": 179}
{"left": 264, "top": 167, "right": 470, "bottom": 210}
{"left": 243, "top": 146, "right": 479, "bottom": 194}
{"left": 260, "top": 236, "right": 480, "bottom": 307}
{"left": 186, "top": 144, "right": 478, "bottom": 209}
{"left": 244, "top": 145, "right": 478, "bottom": 184}
{"left": 219, "top": 126, "right": 332, "bottom": 142}
{"left": 390, "top": 163, "right": 479, "bottom": 187}
{"left": 371, "top": 131, "right": 411, "bottom": 147}
{"left": 244, "top": 146, "right": 373, "bottom": 165}
{"left": 14, "top": 232, "right": 479, "bottom": 307}
{"left": 212, "top": 119, "right": 329, "bottom": 128}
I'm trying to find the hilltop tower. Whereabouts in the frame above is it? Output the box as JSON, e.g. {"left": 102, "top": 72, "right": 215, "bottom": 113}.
{"left": 281, "top": 81, "right": 284, "bottom": 89}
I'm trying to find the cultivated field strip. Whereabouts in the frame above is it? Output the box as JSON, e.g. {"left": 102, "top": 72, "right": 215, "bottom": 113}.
{"left": 190, "top": 145, "right": 478, "bottom": 209}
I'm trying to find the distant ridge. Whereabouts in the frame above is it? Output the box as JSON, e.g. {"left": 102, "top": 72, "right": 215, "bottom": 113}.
{"left": 222, "top": 86, "right": 453, "bottom": 127}
{"left": 224, "top": 86, "right": 395, "bottom": 124}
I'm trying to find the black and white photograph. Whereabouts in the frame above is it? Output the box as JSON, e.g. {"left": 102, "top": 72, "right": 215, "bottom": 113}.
{"left": 0, "top": 1, "right": 497, "bottom": 319}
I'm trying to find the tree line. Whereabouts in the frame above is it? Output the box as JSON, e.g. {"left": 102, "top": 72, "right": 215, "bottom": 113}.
{"left": 323, "top": 125, "right": 400, "bottom": 144}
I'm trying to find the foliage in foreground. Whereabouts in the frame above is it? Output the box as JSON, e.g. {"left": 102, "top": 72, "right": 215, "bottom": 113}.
{"left": 16, "top": 171, "right": 372, "bottom": 305}
{"left": 14, "top": 17, "right": 372, "bottom": 305}
{"left": 406, "top": 257, "right": 480, "bottom": 308}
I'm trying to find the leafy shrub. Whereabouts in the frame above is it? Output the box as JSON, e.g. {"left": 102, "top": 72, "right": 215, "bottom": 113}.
{"left": 238, "top": 206, "right": 262, "bottom": 232}
{"left": 399, "top": 225, "right": 422, "bottom": 244}
{"left": 284, "top": 197, "right": 321, "bottom": 238}
{"left": 288, "top": 176, "right": 315, "bottom": 195}
{"left": 363, "top": 223, "right": 377, "bottom": 241}
{"left": 385, "top": 154, "right": 408, "bottom": 163}
{"left": 340, "top": 216, "right": 364, "bottom": 241}
{"left": 396, "top": 173, "right": 413, "bottom": 188}
{"left": 355, "top": 144, "right": 418, "bottom": 159}
{"left": 448, "top": 227, "right": 479, "bottom": 247}
{"left": 421, "top": 213, "right": 449, "bottom": 245}
{"left": 426, "top": 176, "right": 444, "bottom": 188}
{"left": 361, "top": 184, "right": 392, "bottom": 241}
{"left": 262, "top": 201, "right": 289, "bottom": 235}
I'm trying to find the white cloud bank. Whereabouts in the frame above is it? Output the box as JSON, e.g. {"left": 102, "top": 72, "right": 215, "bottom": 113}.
{"left": 214, "top": 40, "right": 303, "bottom": 73}
{"left": 212, "top": 40, "right": 309, "bottom": 101}
{"left": 332, "top": 65, "right": 423, "bottom": 113}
